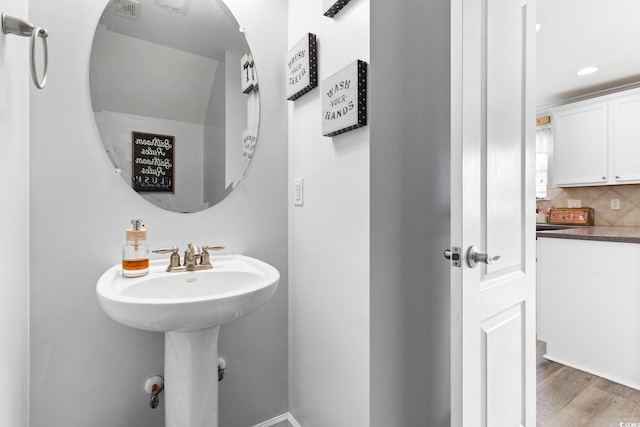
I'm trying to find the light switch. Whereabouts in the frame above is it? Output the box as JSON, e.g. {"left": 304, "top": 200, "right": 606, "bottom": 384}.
{"left": 568, "top": 199, "right": 581, "bottom": 208}
{"left": 294, "top": 178, "right": 304, "bottom": 206}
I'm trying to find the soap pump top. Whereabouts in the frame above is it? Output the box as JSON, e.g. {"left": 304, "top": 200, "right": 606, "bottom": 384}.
{"left": 126, "top": 219, "right": 147, "bottom": 240}
{"left": 122, "top": 219, "right": 150, "bottom": 278}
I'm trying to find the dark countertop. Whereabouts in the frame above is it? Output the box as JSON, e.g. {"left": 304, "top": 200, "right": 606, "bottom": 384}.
{"left": 535, "top": 223, "right": 582, "bottom": 231}
{"left": 536, "top": 225, "right": 640, "bottom": 243}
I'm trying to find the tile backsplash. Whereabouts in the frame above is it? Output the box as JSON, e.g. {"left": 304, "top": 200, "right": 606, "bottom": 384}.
{"left": 537, "top": 184, "right": 640, "bottom": 226}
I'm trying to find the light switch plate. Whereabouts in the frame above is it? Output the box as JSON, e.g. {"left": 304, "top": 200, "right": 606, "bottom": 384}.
{"left": 568, "top": 199, "right": 582, "bottom": 208}
{"left": 294, "top": 178, "right": 304, "bottom": 206}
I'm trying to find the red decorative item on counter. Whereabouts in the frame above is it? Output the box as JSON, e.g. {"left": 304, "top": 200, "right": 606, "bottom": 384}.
{"left": 548, "top": 208, "right": 595, "bottom": 225}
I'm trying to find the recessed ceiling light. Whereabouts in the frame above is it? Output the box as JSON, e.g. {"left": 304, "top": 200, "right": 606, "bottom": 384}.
{"left": 577, "top": 66, "right": 598, "bottom": 76}
{"left": 536, "top": 23, "right": 542, "bottom": 32}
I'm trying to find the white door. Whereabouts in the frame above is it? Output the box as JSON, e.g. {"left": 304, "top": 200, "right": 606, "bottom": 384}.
{"left": 450, "top": 0, "right": 537, "bottom": 425}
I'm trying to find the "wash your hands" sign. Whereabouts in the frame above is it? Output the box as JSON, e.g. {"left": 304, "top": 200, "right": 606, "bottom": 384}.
{"left": 322, "top": 60, "right": 367, "bottom": 137}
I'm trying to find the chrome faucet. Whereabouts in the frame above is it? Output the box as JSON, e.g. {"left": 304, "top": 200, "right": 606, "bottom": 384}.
{"left": 153, "top": 244, "right": 225, "bottom": 272}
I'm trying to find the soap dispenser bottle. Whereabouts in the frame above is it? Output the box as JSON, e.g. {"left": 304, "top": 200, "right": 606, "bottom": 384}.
{"left": 122, "top": 219, "right": 149, "bottom": 278}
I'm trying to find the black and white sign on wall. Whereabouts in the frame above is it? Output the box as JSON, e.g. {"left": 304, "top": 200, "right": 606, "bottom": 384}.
{"left": 132, "top": 131, "right": 175, "bottom": 193}
{"left": 323, "top": 0, "right": 354, "bottom": 18}
{"left": 322, "top": 59, "right": 367, "bottom": 137}
{"left": 241, "top": 53, "right": 257, "bottom": 93}
{"left": 286, "top": 33, "right": 318, "bottom": 101}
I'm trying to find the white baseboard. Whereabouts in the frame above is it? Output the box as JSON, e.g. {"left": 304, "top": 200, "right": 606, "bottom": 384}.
{"left": 544, "top": 352, "right": 640, "bottom": 391}
{"left": 252, "top": 412, "right": 302, "bottom": 427}
{"left": 287, "top": 413, "right": 302, "bottom": 427}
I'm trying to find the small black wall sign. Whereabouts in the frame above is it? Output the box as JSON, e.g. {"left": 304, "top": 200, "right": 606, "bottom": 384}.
{"left": 132, "top": 131, "right": 175, "bottom": 193}
{"left": 322, "top": 60, "right": 368, "bottom": 137}
{"left": 286, "top": 33, "right": 318, "bottom": 101}
{"left": 323, "top": 0, "right": 354, "bottom": 18}
{"left": 241, "top": 54, "right": 257, "bottom": 93}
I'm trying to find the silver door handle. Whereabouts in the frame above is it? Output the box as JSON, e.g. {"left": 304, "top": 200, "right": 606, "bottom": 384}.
{"left": 467, "top": 246, "right": 501, "bottom": 268}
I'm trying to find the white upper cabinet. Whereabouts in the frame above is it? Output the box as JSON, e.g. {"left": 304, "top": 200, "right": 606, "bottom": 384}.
{"left": 611, "top": 93, "right": 640, "bottom": 183}
{"left": 552, "top": 88, "right": 640, "bottom": 187}
{"left": 553, "top": 102, "right": 608, "bottom": 186}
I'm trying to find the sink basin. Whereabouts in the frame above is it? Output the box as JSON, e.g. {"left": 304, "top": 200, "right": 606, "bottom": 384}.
{"left": 96, "top": 254, "right": 279, "bottom": 427}
{"left": 97, "top": 254, "right": 279, "bottom": 332}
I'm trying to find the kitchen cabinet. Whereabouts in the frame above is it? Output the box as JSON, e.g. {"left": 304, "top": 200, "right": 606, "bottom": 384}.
{"left": 611, "top": 93, "right": 640, "bottom": 183}
{"left": 551, "top": 87, "right": 640, "bottom": 186}
{"left": 552, "top": 102, "right": 608, "bottom": 186}
{"left": 537, "top": 234, "right": 640, "bottom": 390}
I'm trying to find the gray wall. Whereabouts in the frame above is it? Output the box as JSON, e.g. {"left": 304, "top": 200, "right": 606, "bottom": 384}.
{"left": 287, "top": 0, "right": 452, "bottom": 424}
{"left": 0, "top": 0, "right": 30, "bottom": 425}
{"left": 28, "top": 0, "right": 288, "bottom": 426}
{"left": 370, "top": 0, "right": 452, "bottom": 425}
{"left": 287, "top": 1, "right": 371, "bottom": 425}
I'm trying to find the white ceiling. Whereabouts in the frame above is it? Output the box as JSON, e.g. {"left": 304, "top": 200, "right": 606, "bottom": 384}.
{"left": 99, "top": 0, "right": 247, "bottom": 60}
{"left": 93, "top": 0, "right": 247, "bottom": 123}
{"left": 537, "top": 0, "right": 640, "bottom": 111}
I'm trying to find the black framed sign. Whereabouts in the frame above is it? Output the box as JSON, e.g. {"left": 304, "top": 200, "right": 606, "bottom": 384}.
{"left": 132, "top": 131, "right": 175, "bottom": 193}
{"left": 322, "top": 59, "right": 368, "bottom": 137}
{"left": 241, "top": 53, "right": 257, "bottom": 93}
{"left": 286, "top": 33, "right": 318, "bottom": 101}
{"left": 323, "top": 0, "right": 354, "bottom": 18}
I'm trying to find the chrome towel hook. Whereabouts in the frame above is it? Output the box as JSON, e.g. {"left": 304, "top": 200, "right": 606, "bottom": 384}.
{"left": 1, "top": 12, "right": 48, "bottom": 89}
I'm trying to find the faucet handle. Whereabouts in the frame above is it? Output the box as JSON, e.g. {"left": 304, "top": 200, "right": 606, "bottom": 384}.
{"left": 202, "top": 245, "right": 225, "bottom": 252}
{"left": 153, "top": 247, "right": 179, "bottom": 254}
{"left": 200, "top": 245, "right": 225, "bottom": 266}
{"left": 152, "top": 247, "right": 180, "bottom": 269}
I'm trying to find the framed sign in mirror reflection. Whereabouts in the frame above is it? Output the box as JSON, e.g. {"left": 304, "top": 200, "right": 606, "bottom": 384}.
{"left": 132, "top": 131, "right": 175, "bottom": 193}
{"left": 242, "top": 54, "right": 258, "bottom": 93}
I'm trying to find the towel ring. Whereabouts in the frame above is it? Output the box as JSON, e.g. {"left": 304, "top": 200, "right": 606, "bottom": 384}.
{"left": 30, "top": 26, "right": 48, "bottom": 89}
{"left": 1, "top": 12, "right": 49, "bottom": 90}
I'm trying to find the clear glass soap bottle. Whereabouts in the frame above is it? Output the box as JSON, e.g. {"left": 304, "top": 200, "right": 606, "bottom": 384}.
{"left": 122, "top": 219, "right": 149, "bottom": 278}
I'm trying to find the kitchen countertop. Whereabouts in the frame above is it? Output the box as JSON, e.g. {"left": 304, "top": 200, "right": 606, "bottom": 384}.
{"left": 536, "top": 225, "right": 640, "bottom": 243}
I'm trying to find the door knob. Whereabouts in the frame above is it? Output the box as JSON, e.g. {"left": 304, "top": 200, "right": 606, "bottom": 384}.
{"left": 467, "top": 246, "right": 501, "bottom": 268}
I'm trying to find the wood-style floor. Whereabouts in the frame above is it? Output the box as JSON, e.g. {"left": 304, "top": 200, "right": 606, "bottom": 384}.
{"left": 537, "top": 341, "right": 640, "bottom": 426}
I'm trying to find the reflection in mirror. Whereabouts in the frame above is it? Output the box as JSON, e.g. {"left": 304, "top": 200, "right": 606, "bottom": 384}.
{"left": 90, "top": 0, "right": 259, "bottom": 213}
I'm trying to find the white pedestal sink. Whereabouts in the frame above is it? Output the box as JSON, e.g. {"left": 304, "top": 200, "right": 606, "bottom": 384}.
{"left": 96, "top": 255, "right": 279, "bottom": 427}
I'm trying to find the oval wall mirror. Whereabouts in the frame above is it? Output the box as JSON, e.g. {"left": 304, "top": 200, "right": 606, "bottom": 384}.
{"left": 90, "top": 0, "right": 259, "bottom": 213}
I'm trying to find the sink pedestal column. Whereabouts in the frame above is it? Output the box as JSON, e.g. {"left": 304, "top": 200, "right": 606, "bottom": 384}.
{"left": 164, "top": 326, "right": 221, "bottom": 427}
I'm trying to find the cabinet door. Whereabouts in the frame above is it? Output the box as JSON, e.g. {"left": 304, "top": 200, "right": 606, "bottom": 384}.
{"left": 611, "top": 94, "right": 640, "bottom": 183}
{"left": 553, "top": 103, "right": 608, "bottom": 186}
